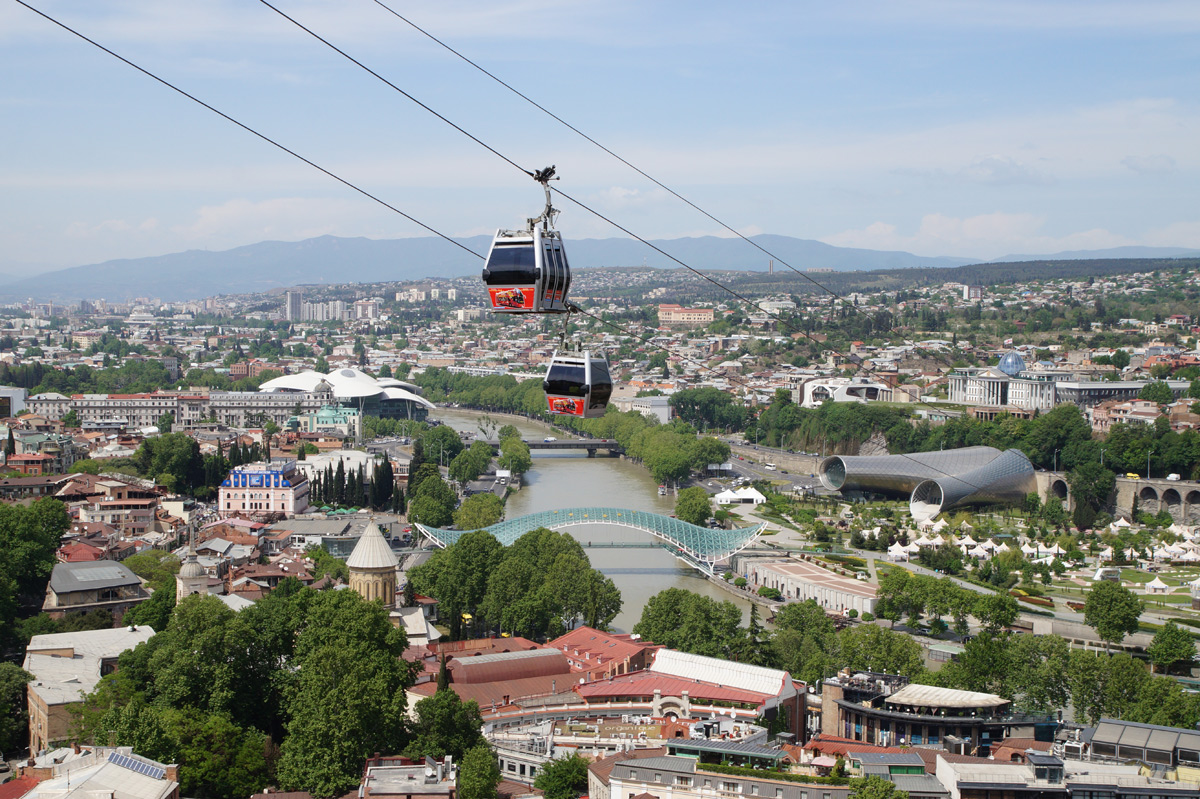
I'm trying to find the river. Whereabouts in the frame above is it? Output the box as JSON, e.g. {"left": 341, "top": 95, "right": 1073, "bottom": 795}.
{"left": 430, "top": 409, "right": 752, "bottom": 632}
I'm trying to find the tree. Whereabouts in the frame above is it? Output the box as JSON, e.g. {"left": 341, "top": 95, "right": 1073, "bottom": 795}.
{"left": 770, "top": 599, "right": 839, "bottom": 683}
{"left": 61, "top": 408, "right": 81, "bottom": 428}
{"left": 421, "top": 425, "right": 465, "bottom": 466}
{"left": 276, "top": 590, "right": 412, "bottom": 797}
{"left": 458, "top": 744, "right": 502, "bottom": 799}
{"left": 1148, "top": 621, "right": 1196, "bottom": 674}
{"left": 838, "top": 624, "right": 924, "bottom": 678}
{"left": 1084, "top": 580, "right": 1144, "bottom": 649}
{"left": 1067, "top": 463, "right": 1116, "bottom": 512}
{"left": 405, "top": 690, "right": 486, "bottom": 761}
{"left": 0, "top": 498, "right": 71, "bottom": 647}
{"left": 632, "top": 588, "right": 742, "bottom": 658}
{"left": 454, "top": 493, "right": 505, "bottom": 530}
{"left": 675, "top": 487, "right": 712, "bottom": 526}
{"left": 534, "top": 754, "right": 590, "bottom": 799}
{"left": 498, "top": 437, "right": 533, "bottom": 475}
{"left": 1139, "top": 380, "right": 1175, "bottom": 405}
{"left": 157, "top": 411, "right": 175, "bottom": 433}
{"left": 848, "top": 776, "right": 909, "bottom": 799}
{"left": 0, "top": 663, "right": 32, "bottom": 754}
{"left": 973, "top": 593, "right": 1019, "bottom": 635}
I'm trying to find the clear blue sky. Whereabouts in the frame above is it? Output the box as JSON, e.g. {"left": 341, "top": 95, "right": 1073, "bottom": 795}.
{"left": 2, "top": 0, "right": 1198, "bottom": 275}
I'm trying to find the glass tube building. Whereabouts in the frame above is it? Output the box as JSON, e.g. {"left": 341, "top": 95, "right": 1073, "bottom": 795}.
{"left": 819, "top": 446, "right": 1036, "bottom": 522}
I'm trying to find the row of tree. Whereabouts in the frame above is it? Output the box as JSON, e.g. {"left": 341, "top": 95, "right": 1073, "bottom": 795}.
{"left": 309, "top": 457, "right": 401, "bottom": 512}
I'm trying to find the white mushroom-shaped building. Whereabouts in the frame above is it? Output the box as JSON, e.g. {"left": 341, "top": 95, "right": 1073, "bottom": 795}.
{"left": 259, "top": 368, "right": 435, "bottom": 420}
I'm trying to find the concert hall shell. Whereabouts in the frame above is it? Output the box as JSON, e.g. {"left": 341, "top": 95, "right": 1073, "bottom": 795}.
{"left": 819, "top": 446, "right": 1036, "bottom": 523}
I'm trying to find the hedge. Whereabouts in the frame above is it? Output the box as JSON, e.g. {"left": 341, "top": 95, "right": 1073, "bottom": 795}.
{"left": 696, "top": 763, "right": 849, "bottom": 786}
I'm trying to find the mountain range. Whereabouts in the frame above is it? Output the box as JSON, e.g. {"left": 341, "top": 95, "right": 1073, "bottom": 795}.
{"left": 0, "top": 235, "right": 1196, "bottom": 303}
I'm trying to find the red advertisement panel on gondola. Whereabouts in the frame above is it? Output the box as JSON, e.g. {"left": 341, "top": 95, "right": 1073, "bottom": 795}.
{"left": 546, "top": 395, "right": 584, "bottom": 416}
{"left": 488, "top": 286, "right": 535, "bottom": 311}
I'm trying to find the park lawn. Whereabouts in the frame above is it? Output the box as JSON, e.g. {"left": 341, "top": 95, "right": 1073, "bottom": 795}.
{"left": 1121, "top": 569, "right": 1155, "bottom": 583}
{"left": 1144, "top": 594, "right": 1195, "bottom": 605}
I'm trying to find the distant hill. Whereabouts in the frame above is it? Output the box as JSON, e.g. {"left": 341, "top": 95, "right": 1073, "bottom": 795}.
{"left": 994, "top": 245, "right": 1200, "bottom": 262}
{"left": 0, "top": 234, "right": 974, "bottom": 302}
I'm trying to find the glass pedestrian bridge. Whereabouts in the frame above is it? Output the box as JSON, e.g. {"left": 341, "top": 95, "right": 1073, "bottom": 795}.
{"left": 414, "top": 507, "right": 766, "bottom": 574}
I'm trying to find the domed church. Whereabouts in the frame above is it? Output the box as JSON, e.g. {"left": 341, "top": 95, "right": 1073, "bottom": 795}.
{"left": 346, "top": 521, "right": 400, "bottom": 608}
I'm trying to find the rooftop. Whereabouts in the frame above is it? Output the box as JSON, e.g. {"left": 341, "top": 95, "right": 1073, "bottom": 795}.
{"left": 48, "top": 560, "right": 142, "bottom": 594}
{"left": 651, "top": 648, "right": 793, "bottom": 698}
{"left": 885, "top": 683, "right": 1008, "bottom": 710}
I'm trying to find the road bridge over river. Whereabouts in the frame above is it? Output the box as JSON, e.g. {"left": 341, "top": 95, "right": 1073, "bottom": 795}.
{"left": 481, "top": 438, "right": 623, "bottom": 457}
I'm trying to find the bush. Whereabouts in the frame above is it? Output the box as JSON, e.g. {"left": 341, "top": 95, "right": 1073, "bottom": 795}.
{"left": 734, "top": 577, "right": 747, "bottom": 587}
{"left": 848, "top": 609, "right": 858, "bottom": 618}
{"left": 696, "top": 763, "right": 848, "bottom": 786}
{"left": 757, "top": 586, "right": 782, "bottom": 600}
{"left": 861, "top": 612, "right": 874, "bottom": 622}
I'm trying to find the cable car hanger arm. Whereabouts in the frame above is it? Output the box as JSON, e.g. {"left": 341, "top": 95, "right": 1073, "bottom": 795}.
{"left": 527, "top": 165, "right": 558, "bottom": 233}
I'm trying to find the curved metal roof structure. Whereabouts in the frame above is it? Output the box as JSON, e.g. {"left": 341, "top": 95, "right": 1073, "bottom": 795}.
{"left": 819, "top": 446, "right": 1035, "bottom": 523}
{"left": 415, "top": 507, "right": 765, "bottom": 574}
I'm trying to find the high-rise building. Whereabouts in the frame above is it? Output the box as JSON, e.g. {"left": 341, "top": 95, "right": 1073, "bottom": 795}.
{"left": 285, "top": 289, "right": 303, "bottom": 321}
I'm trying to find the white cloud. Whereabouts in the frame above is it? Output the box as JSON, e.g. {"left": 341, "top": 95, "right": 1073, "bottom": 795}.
{"left": 1143, "top": 220, "right": 1200, "bottom": 248}
{"left": 1122, "top": 154, "right": 1177, "bottom": 174}
{"left": 823, "top": 212, "right": 1135, "bottom": 260}
{"left": 172, "top": 197, "right": 371, "bottom": 242}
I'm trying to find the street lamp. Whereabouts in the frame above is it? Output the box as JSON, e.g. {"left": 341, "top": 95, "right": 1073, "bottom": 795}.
{"left": 1147, "top": 450, "right": 1152, "bottom": 480}
{"left": 1053, "top": 449, "right": 1060, "bottom": 473}
{"left": 1100, "top": 448, "right": 1105, "bottom": 466}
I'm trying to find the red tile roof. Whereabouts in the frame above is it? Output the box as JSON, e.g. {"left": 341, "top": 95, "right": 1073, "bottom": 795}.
{"left": 0, "top": 775, "right": 39, "bottom": 799}
{"left": 548, "top": 627, "right": 658, "bottom": 674}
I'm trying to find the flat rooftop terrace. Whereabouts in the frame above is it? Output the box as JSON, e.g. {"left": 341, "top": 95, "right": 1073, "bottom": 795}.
{"left": 758, "top": 558, "right": 879, "bottom": 600}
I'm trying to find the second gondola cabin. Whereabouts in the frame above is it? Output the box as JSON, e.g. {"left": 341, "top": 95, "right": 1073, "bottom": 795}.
{"left": 543, "top": 350, "right": 613, "bottom": 418}
{"left": 482, "top": 227, "right": 571, "bottom": 313}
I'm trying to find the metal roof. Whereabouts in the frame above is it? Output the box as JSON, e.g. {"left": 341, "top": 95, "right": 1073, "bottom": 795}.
{"left": 345, "top": 524, "right": 399, "bottom": 570}
{"left": 1093, "top": 718, "right": 1200, "bottom": 752}
{"left": 416, "top": 506, "right": 764, "bottom": 568}
{"left": 667, "top": 739, "right": 788, "bottom": 760}
{"left": 614, "top": 756, "right": 697, "bottom": 774}
{"left": 48, "top": 560, "right": 141, "bottom": 593}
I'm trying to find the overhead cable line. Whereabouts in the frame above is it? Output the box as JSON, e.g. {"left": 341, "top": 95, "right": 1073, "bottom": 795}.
{"left": 15, "top": 0, "right": 996, "bottom": 495}
{"left": 366, "top": 0, "right": 955, "bottom": 369}
{"left": 250, "top": 0, "right": 898, "bottom": 373}
{"left": 253, "top": 0, "right": 988, "bottom": 429}
{"left": 10, "top": 0, "right": 481, "bottom": 261}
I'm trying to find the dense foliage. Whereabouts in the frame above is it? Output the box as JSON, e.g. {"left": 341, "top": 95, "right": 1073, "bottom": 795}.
{"left": 73, "top": 588, "right": 416, "bottom": 798}
{"left": 408, "top": 528, "right": 620, "bottom": 640}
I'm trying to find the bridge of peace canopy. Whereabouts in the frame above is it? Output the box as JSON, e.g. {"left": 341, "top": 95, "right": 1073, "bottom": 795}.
{"left": 414, "top": 507, "right": 766, "bottom": 575}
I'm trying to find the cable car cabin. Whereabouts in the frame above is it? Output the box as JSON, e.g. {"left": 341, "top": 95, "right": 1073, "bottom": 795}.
{"left": 543, "top": 351, "right": 612, "bottom": 418}
{"left": 482, "top": 227, "right": 571, "bottom": 313}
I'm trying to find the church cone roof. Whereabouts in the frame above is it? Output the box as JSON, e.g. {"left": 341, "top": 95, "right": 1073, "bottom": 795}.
{"left": 346, "top": 523, "right": 399, "bottom": 570}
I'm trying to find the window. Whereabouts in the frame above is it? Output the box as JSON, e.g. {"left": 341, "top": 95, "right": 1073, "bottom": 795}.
{"left": 720, "top": 782, "right": 741, "bottom": 794}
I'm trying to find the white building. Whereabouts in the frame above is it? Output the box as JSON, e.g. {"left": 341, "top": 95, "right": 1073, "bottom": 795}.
{"left": 795, "top": 376, "right": 893, "bottom": 408}
{"left": 218, "top": 459, "right": 310, "bottom": 517}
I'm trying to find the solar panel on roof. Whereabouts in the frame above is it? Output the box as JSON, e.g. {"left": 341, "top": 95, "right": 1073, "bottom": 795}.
{"left": 77, "top": 566, "right": 128, "bottom": 582}
{"left": 108, "top": 751, "right": 166, "bottom": 780}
